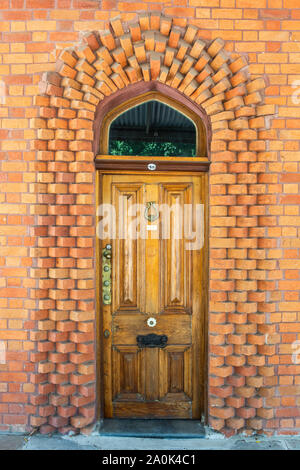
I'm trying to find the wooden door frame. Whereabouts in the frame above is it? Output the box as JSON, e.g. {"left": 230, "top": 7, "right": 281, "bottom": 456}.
{"left": 95, "top": 167, "right": 209, "bottom": 424}
{"left": 98, "top": 90, "right": 208, "bottom": 157}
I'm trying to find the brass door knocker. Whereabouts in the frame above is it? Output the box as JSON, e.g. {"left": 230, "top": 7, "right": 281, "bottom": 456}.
{"left": 144, "top": 201, "right": 159, "bottom": 222}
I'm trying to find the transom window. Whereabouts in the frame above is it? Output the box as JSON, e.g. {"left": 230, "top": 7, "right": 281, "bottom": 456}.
{"left": 108, "top": 100, "right": 197, "bottom": 157}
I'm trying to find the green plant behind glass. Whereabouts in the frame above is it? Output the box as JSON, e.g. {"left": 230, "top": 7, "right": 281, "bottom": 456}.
{"left": 109, "top": 140, "right": 196, "bottom": 157}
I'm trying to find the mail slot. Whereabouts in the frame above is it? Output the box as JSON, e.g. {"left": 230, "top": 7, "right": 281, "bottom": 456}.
{"left": 137, "top": 333, "right": 168, "bottom": 349}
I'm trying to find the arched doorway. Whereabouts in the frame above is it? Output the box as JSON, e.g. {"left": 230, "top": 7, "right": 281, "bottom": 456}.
{"left": 30, "top": 13, "right": 275, "bottom": 435}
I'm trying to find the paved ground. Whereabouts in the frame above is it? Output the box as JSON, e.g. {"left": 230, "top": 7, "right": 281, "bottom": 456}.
{"left": 0, "top": 431, "right": 300, "bottom": 450}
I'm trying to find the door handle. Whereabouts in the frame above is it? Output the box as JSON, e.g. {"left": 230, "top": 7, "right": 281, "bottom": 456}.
{"left": 102, "top": 243, "right": 112, "bottom": 305}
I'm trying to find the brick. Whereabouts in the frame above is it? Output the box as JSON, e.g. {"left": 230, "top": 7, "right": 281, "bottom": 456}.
{"left": 27, "top": 21, "right": 57, "bottom": 31}
{"left": 27, "top": 0, "right": 55, "bottom": 6}
{"left": 109, "top": 16, "right": 124, "bottom": 37}
{"left": 210, "top": 407, "right": 234, "bottom": 420}
{"left": 71, "top": 415, "right": 93, "bottom": 429}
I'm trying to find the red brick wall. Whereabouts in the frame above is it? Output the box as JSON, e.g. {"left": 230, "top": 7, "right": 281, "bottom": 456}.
{"left": 0, "top": 0, "right": 300, "bottom": 436}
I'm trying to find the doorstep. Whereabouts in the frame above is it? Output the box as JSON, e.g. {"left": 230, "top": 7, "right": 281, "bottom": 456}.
{"left": 97, "top": 419, "right": 205, "bottom": 439}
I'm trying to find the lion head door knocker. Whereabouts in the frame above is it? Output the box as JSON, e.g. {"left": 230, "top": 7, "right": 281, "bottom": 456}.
{"left": 144, "top": 201, "right": 159, "bottom": 223}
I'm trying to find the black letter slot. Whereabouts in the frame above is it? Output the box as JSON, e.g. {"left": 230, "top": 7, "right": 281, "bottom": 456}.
{"left": 137, "top": 333, "right": 168, "bottom": 349}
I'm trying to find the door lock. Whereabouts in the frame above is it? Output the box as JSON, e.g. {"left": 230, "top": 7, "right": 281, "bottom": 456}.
{"left": 102, "top": 244, "right": 112, "bottom": 305}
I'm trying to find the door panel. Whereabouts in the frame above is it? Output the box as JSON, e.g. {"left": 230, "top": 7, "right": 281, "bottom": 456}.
{"left": 113, "top": 314, "right": 192, "bottom": 344}
{"left": 100, "top": 173, "right": 206, "bottom": 419}
{"left": 159, "top": 346, "right": 192, "bottom": 401}
{"left": 160, "top": 183, "right": 192, "bottom": 314}
{"left": 112, "top": 183, "right": 145, "bottom": 313}
{"left": 112, "top": 346, "right": 144, "bottom": 401}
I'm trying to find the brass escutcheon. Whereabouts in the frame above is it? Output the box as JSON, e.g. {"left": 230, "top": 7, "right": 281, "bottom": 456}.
{"left": 102, "top": 243, "right": 112, "bottom": 305}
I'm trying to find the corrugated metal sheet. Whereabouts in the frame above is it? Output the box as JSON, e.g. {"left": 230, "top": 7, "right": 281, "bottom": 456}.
{"left": 111, "top": 100, "right": 195, "bottom": 131}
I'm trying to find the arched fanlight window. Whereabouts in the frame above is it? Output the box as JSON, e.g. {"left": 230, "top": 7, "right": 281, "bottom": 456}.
{"left": 108, "top": 100, "right": 197, "bottom": 157}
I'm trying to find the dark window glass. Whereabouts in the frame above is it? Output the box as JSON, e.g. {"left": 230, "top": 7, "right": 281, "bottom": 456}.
{"left": 109, "top": 100, "right": 196, "bottom": 157}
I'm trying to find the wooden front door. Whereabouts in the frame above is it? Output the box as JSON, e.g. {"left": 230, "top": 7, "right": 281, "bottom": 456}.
{"left": 99, "top": 172, "right": 206, "bottom": 419}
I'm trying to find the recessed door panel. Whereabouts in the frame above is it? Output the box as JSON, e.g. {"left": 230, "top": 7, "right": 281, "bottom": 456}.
{"left": 160, "top": 183, "right": 193, "bottom": 314}
{"left": 112, "top": 183, "right": 145, "bottom": 313}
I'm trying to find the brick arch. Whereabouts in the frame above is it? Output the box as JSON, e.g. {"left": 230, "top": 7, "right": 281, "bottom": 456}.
{"left": 30, "top": 12, "right": 276, "bottom": 436}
